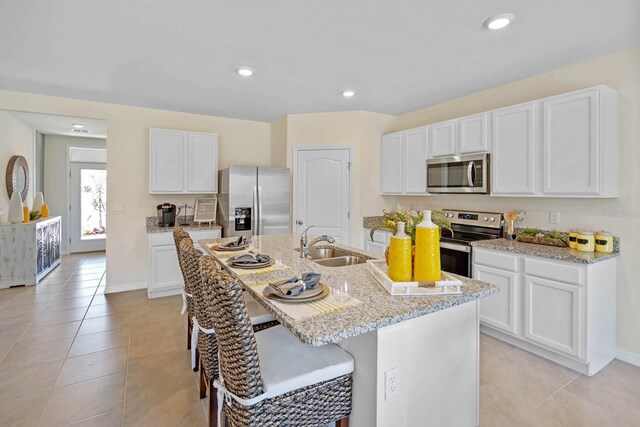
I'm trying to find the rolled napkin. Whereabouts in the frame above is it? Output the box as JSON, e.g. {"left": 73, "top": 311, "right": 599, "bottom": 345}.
{"left": 266, "top": 272, "right": 321, "bottom": 297}
{"left": 224, "top": 236, "right": 246, "bottom": 248}
{"left": 229, "top": 253, "right": 271, "bottom": 265}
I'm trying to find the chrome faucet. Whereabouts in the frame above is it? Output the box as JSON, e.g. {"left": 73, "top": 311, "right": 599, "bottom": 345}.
{"left": 300, "top": 225, "right": 335, "bottom": 258}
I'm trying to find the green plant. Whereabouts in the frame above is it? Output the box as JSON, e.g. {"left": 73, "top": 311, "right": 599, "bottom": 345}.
{"left": 369, "top": 205, "right": 452, "bottom": 244}
{"left": 520, "top": 227, "right": 543, "bottom": 236}
{"left": 29, "top": 210, "right": 40, "bottom": 221}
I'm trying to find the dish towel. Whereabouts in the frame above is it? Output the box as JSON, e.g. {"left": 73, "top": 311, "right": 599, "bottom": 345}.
{"left": 229, "top": 253, "right": 271, "bottom": 265}
{"left": 264, "top": 272, "right": 321, "bottom": 297}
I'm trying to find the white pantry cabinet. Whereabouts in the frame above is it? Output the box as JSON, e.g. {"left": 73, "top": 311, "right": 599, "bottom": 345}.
{"left": 380, "top": 127, "right": 429, "bottom": 195}
{"left": 149, "top": 128, "right": 218, "bottom": 194}
{"left": 147, "top": 228, "right": 221, "bottom": 298}
{"left": 473, "top": 247, "right": 617, "bottom": 376}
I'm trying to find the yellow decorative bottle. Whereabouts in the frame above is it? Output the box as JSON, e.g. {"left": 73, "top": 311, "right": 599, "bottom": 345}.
{"left": 413, "top": 210, "right": 441, "bottom": 282}
{"left": 22, "top": 201, "right": 29, "bottom": 223}
{"left": 388, "top": 221, "right": 412, "bottom": 282}
{"left": 40, "top": 203, "right": 49, "bottom": 218}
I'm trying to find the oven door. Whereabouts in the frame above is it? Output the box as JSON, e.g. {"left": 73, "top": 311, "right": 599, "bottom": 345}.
{"left": 426, "top": 153, "right": 489, "bottom": 194}
{"left": 440, "top": 241, "right": 472, "bottom": 278}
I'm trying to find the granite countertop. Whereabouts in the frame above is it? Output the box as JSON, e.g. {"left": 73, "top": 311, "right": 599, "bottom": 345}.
{"left": 146, "top": 215, "right": 221, "bottom": 233}
{"left": 200, "top": 234, "right": 497, "bottom": 347}
{"left": 472, "top": 238, "right": 620, "bottom": 264}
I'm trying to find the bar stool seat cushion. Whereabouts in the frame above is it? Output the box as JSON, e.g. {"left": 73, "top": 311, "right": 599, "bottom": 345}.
{"left": 244, "top": 293, "right": 276, "bottom": 325}
{"left": 253, "top": 325, "right": 354, "bottom": 400}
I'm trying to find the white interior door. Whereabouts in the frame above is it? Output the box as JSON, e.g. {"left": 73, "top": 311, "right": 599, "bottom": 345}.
{"left": 70, "top": 162, "right": 107, "bottom": 253}
{"left": 294, "top": 148, "right": 351, "bottom": 244}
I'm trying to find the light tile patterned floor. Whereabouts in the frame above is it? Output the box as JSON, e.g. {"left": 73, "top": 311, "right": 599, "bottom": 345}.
{"left": 0, "top": 253, "right": 638, "bottom": 426}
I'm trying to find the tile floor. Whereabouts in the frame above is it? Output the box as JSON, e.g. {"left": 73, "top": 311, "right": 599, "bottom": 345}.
{"left": 0, "top": 253, "right": 638, "bottom": 426}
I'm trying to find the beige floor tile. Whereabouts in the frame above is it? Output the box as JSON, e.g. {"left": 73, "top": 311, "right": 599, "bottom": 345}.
{"left": 66, "top": 409, "right": 123, "bottom": 427}
{"left": 125, "top": 350, "right": 195, "bottom": 407}
{"left": 33, "top": 306, "right": 88, "bottom": 326}
{"left": 123, "top": 384, "right": 206, "bottom": 427}
{"left": 68, "top": 329, "right": 130, "bottom": 358}
{"left": 55, "top": 346, "right": 128, "bottom": 387}
{"left": 0, "top": 359, "right": 63, "bottom": 401}
{"left": 516, "top": 388, "right": 617, "bottom": 427}
{"left": 39, "top": 372, "right": 125, "bottom": 426}
{"left": 128, "top": 327, "right": 186, "bottom": 359}
{"left": 15, "top": 320, "right": 81, "bottom": 348}
{"left": 62, "top": 280, "right": 102, "bottom": 290}
{"left": 54, "top": 287, "right": 98, "bottom": 300}
{"left": 77, "top": 315, "right": 131, "bottom": 336}
{"left": 0, "top": 322, "right": 29, "bottom": 346}
{"left": 69, "top": 273, "right": 104, "bottom": 281}
{"left": 43, "top": 296, "right": 95, "bottom": 313}
{"left": 9, "top": 291, "right": 59, "bottom": 306}
{"left": 0, "top": 391, "right": 49, "bottom": 427}
{"left": 31, "top": 283, "right": 67, "bottom": 294}
{"left": 480, "top": 333, "right": 517, "bottom": 361}
{"left": 0, "top": 338, "right": 73, "bottom": 372}
{"left": 84, "top": 303, "right": 132, "bottom": 319}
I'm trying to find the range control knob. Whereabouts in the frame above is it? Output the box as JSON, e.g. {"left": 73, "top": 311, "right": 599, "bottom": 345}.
{"left": 483, "top": 216, "right": 489, "bottom": 221}
{"left": 448, "top": 213, "right": 454, "bottom": 218}
{"left": 489, "top": 217, "right": 496, "bottom": 222}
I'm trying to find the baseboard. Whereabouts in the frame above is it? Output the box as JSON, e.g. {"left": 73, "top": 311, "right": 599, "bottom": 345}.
{"left": 616, "top": 348, "right": 640, "bottom": 367}
{"left": 104, "top": 281, "right": 146, "bottom": 294}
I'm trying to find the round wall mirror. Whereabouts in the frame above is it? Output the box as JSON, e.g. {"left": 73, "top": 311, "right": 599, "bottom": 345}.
{"left": 5, "top": 155, "right": 29, "bottom": 202}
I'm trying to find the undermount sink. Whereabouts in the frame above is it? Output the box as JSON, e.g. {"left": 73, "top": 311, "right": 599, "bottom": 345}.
{"left": 303, "top": 246, "right": 372, "bottom": 267}
{"left": 313, "top": 256, "right": 368, "bottom": 267}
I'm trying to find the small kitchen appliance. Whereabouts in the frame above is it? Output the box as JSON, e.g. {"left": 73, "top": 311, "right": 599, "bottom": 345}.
{"left": 439, "top": 209, "right": 503, "bottom": 277}
{"left": 157, "top": 203, "right": 177, "bottom": 227}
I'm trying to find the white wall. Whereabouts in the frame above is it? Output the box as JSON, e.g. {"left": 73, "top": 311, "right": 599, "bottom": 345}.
{"left": 43, "top": 134, "right": 106, "bottom": 254}
{"left": 390, "top": 48, "right": 640, "bottom": 358}
{"left": 0, "top": 111, "right": 34, "bottom": 213}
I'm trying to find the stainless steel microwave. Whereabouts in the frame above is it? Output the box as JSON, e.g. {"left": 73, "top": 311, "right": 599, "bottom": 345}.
{"left": 426, "top": 153, "right": 490, "bottom": 194}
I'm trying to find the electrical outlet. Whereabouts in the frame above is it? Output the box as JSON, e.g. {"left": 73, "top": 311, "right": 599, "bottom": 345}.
{"left": 385, "top": 367, "right": 400, "bottom": 400}
{"left": 549, "top": 211, "right": 560, "bottom": 224}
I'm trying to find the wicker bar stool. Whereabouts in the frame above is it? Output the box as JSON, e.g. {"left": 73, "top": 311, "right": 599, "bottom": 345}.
{"left": 178, "top": 238, "right": 279, "bottom": 400}
{"left": 173, "top": 226, "right": 195, "bottom": 354}
{"left": 200, "top": 255, "right": 353, "bottom": 427}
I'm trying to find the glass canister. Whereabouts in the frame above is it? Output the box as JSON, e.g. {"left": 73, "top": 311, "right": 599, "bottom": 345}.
{"left": 568, "top": 229, "right": 580, "bottom": 249}
{"left": 576, "top": 231, "right": 595, "bottom": 252}
{"left": 595, "top": 231, "right": 613, "bottom": 253}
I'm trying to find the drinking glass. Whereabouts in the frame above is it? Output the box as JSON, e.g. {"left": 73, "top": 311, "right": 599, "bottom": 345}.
{"left": 332, "top": 276, "right": 351, "bottom": 304}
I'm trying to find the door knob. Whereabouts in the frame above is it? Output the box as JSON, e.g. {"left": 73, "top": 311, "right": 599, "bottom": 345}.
{"left": 296, "top": 220, "right": 304, "bottom": 225}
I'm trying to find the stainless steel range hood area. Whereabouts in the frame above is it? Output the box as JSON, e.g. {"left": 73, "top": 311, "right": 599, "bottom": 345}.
{"left": 426, "top": 153, "right": 490, "bottom": 194}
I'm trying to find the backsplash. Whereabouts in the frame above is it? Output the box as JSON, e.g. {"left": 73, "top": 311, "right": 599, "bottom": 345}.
{"left": 146, "top": 215, "right": 196, "bottom": 227}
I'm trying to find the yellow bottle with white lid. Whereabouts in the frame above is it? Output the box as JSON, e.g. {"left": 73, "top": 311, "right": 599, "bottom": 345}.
{"left": 413, "top": 210, "right": 441, "bottom": 282}
{"left": 595, "top": 231, "right": 613, "bottom": 253}
{"left": 388, "top": 221, "right": 412, "bottom": 282}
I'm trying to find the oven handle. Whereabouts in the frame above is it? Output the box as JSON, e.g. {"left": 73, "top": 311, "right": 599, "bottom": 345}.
{"left": 440, "top": 241, "right": 471, "bottom": 253}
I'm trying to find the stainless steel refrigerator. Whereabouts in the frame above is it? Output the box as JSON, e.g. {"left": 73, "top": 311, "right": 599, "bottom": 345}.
{"left": 217, "top": 166, "right": 290, "bottom": 237}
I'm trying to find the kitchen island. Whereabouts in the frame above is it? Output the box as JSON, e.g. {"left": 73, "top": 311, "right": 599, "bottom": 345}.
{"left": 201, "top": 234, "right": 497, "bottom": 427}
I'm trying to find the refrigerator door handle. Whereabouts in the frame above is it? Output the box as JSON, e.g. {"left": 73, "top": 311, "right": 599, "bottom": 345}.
{"left": 252, "top": 186, "right": 258, "bottom": 236}
{"left": 257, "top": 185, "right": 263, "bottom": 235}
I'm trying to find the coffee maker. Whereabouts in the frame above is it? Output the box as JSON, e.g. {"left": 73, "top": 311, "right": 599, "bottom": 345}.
{"left": 157, "top": 203, "right": 177, "bottom": 227}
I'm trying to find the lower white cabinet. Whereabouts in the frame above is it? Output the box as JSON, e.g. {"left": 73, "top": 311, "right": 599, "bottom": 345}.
{"left": 147, "top": 228, "right": 221, "bottom": 299}
{"left": 473, "top": 247, "right": 616, "bottom": 376}
{"left": 363, "top": 228, "right": 391, "bottom": 256}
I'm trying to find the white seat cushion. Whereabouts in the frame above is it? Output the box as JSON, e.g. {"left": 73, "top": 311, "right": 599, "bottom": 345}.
{"left": 253, "top": 325, "right": 354, "bottom": 399}
{"left": 243, "top": 292, "right": 276, "bottom": 325}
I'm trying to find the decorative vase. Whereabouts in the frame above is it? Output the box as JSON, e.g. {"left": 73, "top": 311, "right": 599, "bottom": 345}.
{"left": 40, "top": 203, "right": 49, "bottom": 218}
{"left": 8, "top": 192, "right": 24, "bottom": 224}
{"left": 33, "top": 192, "right": 44, "bottom": 212}
{"left": 22, "top": 201, "right": 29, "bottom": 223}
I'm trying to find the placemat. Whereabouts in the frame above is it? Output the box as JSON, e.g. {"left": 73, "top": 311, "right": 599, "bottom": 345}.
{"left": 224, "top": 260, "right": 291, "bottom": 277}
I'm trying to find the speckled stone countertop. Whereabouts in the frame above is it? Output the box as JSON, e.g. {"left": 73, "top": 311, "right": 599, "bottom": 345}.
{"left": 363, "top": 216, "right": 386, "bottom": 229}
{"left": 472, "top": 239, "right": 619, "bottom": 264}
{"left": 200, "top": 234, "right": 497, "bottom": 347}
{"left": 146, "top": 216, "right": 221, "bottom": 233}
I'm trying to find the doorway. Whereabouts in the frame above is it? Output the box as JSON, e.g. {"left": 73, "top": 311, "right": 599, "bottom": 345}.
{"left": 70, "top": 162, "right": 107, "bottom": 252}
{"left": 293, "top": 147, "right": 352, "bottom": 244}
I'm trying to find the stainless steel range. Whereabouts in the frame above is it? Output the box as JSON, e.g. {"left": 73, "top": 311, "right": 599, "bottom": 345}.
{"left": 440, "top": 209, "right": 503, "bottom": 278}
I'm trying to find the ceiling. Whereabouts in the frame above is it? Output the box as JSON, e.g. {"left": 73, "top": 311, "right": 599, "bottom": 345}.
{"left": 5, "top": 110, "right": 107, "bottom": 138}
{"left": 0, "top": 0, "right": 638, "bottom": 122}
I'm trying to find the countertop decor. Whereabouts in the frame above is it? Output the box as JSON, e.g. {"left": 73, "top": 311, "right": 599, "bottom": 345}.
{"left": 366, "top": 205, "right": 451, "bottom": 244}
{"left": 516, "top": 228, "right": 569, "bottom": 247}
{"left": 472, "top": 238, "right": 619, "bottom": 264}
{"left": 200, "top": 234, "right": 497, "bottom": 347}
{"left": 145, "top": 215, "right": 221, "bottom": 233}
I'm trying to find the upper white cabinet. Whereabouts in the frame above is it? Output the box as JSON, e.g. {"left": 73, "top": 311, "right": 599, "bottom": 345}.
{"left": 459, "top": 113, "right": 489, "bottom": 154}
{"left": 542, "top": 87, "right": 618, "bottom": 197}
{"left": 149, "top": 128, "right": 218, "bottom": 194}
{"left": 430, "top": 120, "right": 456, "bottom": 157}
{"left": 492, "top": 103, "right": 536, "bottom": 195}
{"left": 381, "top": 127, "right": 429, "bottom": 195}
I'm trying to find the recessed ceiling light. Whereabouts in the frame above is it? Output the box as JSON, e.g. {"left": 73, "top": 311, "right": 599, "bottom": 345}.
{"left": 483, "top": 13, "right": 514, "bottom": 30}
{"left": 71, "top": 123, "right": 85, "bottom": 129}
{"left": 237, "top": 67, "right": 254, "bottom": 77}
{"left": 342, "top": 90, "right": 355, "bottom": 98}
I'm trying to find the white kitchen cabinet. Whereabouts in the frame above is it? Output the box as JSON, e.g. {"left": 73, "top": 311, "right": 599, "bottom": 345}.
{"left": 473, "top": 247, "right": 616, "bottom": 376}
{"left": 363, "top": 228, "right": 391, "bottom": 256}
{"left": 542, "top": 86, "right": 618, "bottom": 197}
{"left": 147, "top": 228, "right": 221, "bottom": 298}
{"left": 380, "top": 127, "right": 429, "bottom": 195}
{"left": 459, "top": 113, "right": 489, "bottom": 154}
{"left": 430, "top": 120, "right": 456, "bottom": 157}
{"left": 491, "top": 103, "right": 536, "bottom": 195}
{"left": 149, "top": 128, "right": 218, "bottom": 194}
